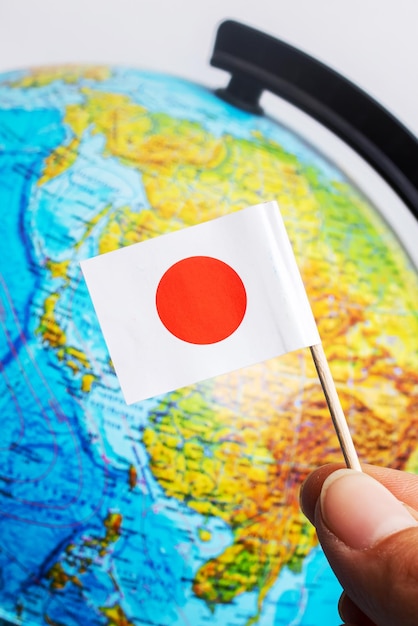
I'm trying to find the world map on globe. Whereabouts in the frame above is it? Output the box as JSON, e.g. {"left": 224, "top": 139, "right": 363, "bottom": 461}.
{"left": 0, "top": 64, "right": 417, "bottom": 626}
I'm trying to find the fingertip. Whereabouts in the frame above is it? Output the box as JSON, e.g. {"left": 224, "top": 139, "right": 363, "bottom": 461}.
{"left": 320, "top": 469, "right": 418, "bottom": 550}
{"left": 299, "top": 463, "right": 343, "bottom": 524}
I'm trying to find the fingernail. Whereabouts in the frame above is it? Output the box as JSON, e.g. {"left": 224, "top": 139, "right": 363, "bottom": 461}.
{"left": 320, "top": 469, "right": 418, "bottom": 549}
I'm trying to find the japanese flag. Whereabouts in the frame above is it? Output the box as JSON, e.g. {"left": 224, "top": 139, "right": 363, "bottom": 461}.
{"left": 81, "top": 202, "right": 320, "bottom": 404}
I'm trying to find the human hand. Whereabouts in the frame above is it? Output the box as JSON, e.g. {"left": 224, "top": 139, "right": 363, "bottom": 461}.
{"left": 300, "top": 464, "right": 418, "bottom": 626}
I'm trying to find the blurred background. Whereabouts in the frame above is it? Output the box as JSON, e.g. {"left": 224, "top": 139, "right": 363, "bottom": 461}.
{"left": 2, "top": 0, "right": 416, "bottom": 260}
{"left": 1, "top": 0, "right": 417, "bottom": 136}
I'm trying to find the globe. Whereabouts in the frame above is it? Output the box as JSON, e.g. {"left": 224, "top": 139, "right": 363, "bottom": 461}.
{"left": 0, "top": 64, "right": 417, "bottom": 626}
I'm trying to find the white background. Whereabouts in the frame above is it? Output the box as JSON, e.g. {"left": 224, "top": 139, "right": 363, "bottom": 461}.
{"left": 1, "top": 0, "right": 417, "bottom": 136}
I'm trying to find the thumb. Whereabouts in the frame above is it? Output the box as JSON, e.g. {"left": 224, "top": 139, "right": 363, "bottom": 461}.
{"left": 315, "top": 469, "right": 418, "bottom": 626}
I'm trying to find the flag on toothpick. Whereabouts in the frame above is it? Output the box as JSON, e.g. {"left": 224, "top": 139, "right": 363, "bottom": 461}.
{"left": 81, "top": 201, "right": 321, "bottom": 405}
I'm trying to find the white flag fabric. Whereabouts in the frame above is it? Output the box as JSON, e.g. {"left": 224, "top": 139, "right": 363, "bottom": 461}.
{"left": 81, "top": 201, "right": 320, "bottom": 404}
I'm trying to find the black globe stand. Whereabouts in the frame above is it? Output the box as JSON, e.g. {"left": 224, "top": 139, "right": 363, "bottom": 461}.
{"left": 211, "top": 20, "right": 418, "bottom": 219}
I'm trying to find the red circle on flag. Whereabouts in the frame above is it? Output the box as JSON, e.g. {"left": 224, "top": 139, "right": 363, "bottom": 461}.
{"left": 155, "top": 256, "right": 247, "bottom": 345}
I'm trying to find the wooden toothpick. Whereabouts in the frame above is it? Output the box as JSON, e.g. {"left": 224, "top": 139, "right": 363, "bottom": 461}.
{"left": 310, "top": 343, "right": 362, "bottom": 471}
